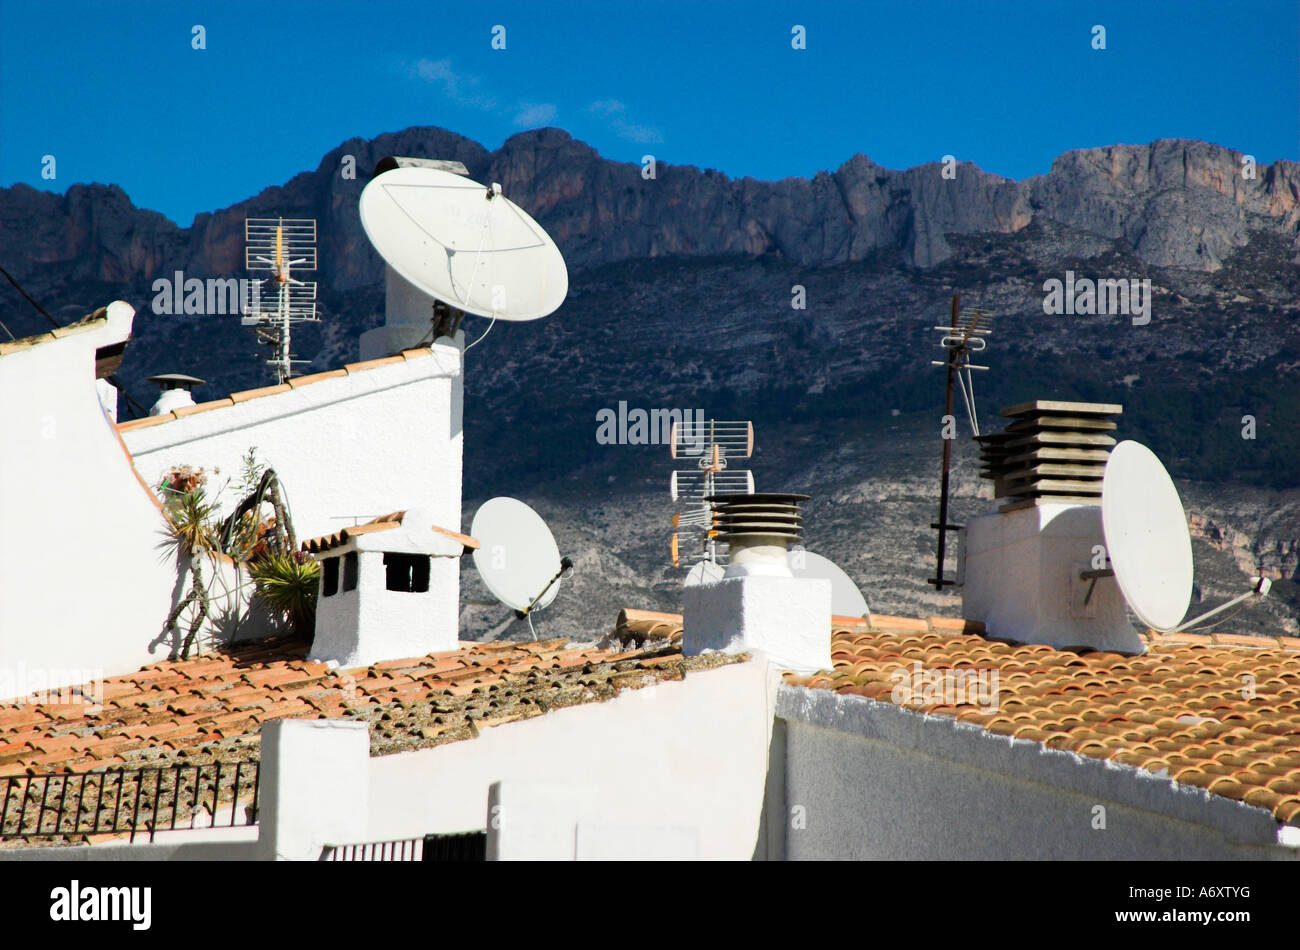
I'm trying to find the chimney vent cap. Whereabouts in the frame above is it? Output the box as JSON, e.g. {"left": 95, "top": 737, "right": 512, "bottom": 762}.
{"left": 147, "top": 373, "right": 206, "bottom": 389}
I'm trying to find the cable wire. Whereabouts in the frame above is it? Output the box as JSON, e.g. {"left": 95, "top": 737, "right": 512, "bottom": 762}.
{"left": 465, "top": 315, "right": 496, "bottom": 351}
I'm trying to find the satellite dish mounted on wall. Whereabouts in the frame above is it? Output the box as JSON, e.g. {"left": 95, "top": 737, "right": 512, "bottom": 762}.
{"left": 470, "top": 497, "right": 573, "bottom": 630}
{"left": 1093, "top": 440, "right": 1270, "bottom": 633}
{"left": 359, "top": 165, "right": 568, "bottom": 323}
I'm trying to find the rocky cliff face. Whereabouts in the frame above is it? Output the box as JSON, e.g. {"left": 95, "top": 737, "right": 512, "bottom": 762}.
{"left": 3, "top": 129, "right": 1295, "bottom": 308}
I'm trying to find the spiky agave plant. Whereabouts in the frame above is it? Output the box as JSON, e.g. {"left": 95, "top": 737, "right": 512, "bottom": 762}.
{"left": 249, "top": 551, "right": 320, "bottom": 638}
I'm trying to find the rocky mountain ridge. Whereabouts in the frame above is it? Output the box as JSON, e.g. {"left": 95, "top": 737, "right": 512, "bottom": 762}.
{"left": 3, "top": 129, "right": 1297, "bottom": 308}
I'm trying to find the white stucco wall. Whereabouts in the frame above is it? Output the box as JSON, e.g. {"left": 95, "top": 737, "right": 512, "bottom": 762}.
{"left": 959, "top": 504, "right": 1143, "bottom": 653}
{"left": 0, "top": 303, "right": 183, "bottom": 695}
{"left": 774, "top": 685, "right": 1298, "bottom": 860}
{"left": 365, "top": 658, "right": 778, "bottom": 859}
{"left": 121, "top": 336, "right": 464, "bottom": 546}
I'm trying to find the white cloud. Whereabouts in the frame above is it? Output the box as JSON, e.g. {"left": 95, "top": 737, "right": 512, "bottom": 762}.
{"left": 513, "top": 102, "right": 558, "bottom": 127}
{"left": 409, "top": 57, "right": 499, "bottom": 112}
{"left": 586, "top": 99, "right": 663, "bottom": 144}
{"left": 408, "top": 60, "right": 657, "bottom": 144}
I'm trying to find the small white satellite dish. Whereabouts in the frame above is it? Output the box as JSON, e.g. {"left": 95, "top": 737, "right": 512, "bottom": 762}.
{"left": 788, "top": 549, "right": 870, "bottom": 618}
{"left": 683, "top": 560, "right": 726, "bottom": 588}
{"left": 1100, "top": 439, "right": 1270, "bottom": 634}
{"left": 470, "top": 497, "right": 567, "bottom": 614}
{"left": 1100, "top": 441, "right": 1194, "bottom": 632}
{"left": 359, "top": 165, "right": 568, "bottom": 321}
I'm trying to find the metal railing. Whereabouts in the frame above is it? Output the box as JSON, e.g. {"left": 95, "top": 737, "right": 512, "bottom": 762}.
{"left": 321, "top": 831, "right": 486, "bottom": 862}
{"left": 0, "top": 761, "right": 259, "bottom": 844}
{"left": 321, "top": 837, "right": 425, "bottom": 861}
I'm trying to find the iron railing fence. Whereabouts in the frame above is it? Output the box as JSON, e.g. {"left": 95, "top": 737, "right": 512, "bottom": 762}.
{"left": 321, "top": 831, "right": 486, "bottom": 862}
{"left": 0, "top": 761, "right": 259, "bottom": 844}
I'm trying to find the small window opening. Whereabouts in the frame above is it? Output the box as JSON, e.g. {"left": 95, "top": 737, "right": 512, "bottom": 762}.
{"left": 383, "top": 553, "right": 430, "bottom": 593}
{"left": 322, "top": 557, "right": 339, "bottom": 597}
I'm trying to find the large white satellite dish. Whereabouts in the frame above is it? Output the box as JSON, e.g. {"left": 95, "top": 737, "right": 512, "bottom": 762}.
{"left": 470, "top": 497, "right": 567, "bottom": 614}
{"left": 1098, "top": 439, "right": 1270, "bottom": 635}
{"left": 788, "top": 549, "right": 870, "bottom": 618}
{"left": 1100, "top": 441, "right": 1194, "bottom": 632}
{"left": 359, "top": 165, "right": 568, "bottom": 321}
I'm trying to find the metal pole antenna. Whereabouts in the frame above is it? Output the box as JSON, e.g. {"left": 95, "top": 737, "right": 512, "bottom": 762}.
{"left": 931, "top": 294, "right": 960, "bottom": 590}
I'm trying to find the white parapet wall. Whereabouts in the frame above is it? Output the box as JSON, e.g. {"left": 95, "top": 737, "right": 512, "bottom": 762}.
{"left": 0, "top": 302, "right": 183, "bottom": 696}
{"left": 367, "top": 657, "right": 779, "bottom": 859}
{"left": 257, "top": 718, "right": 371, "bottom": 861}
{"left": 120, "top": 336, "right": 464, "bottom": 546}
{"left": 774, "top": 685, "right": 1300, "bottom": 860}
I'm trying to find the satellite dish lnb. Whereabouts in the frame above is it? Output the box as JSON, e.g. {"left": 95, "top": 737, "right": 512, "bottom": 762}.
{"left": 1098, "top": 440, "right": 1270, "bottom": 634}
{"left": 359, "top": 165, "right": 568, "bottom": 321}
{"left": 470, "top": 497, "right": 569, "bottom": 617}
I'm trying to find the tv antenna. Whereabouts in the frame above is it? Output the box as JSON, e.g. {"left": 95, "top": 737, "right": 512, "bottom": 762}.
{"left": 668, "top": 419, "right": 754, "bottom": 569}
{"left": 929, "top": 294, "right": 992, "bottom": 590}
{"left": 1091, "top": 440, "right": 1271, "bottom": 633}
{"left": 469, "top": 497, "right": 574, "bottom": 639}
{"left": 243, "top": 218, "right": 319, "bottom": 383}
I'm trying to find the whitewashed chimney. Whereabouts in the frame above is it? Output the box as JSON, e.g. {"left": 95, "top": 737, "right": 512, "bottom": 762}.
{"left": 147, "top": 373, "right": 204, "bottom": 416}
{"left": 960, "top": 400, "right": 1144, "bottom": 653}
{"left": 683, "top": 494, "right": 831, "bottom": 673}
{"left": 305, "top": 506, "right": 478, "bottom": 667}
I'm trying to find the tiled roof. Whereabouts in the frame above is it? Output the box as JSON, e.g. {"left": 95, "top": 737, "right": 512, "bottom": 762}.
{"left": 301, "top": 510, "right": 479, "bottom": 554}
{"left": 603, "top": 608, "right": 685, "bottom": 648}
{"left": 782, "top": 616, "right": 1300, "bottom": 826}
{"left": 0, "top": 634, "right": 740, "bottom": 780}
{"left": 115, "top": 348, "right": 441, "bottom": 433}
{"left": 0, "top": 308, "right": 109, "bottom": 357}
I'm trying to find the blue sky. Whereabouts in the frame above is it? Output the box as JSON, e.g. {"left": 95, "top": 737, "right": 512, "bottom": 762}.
{"left": 1, "top": 0, "right": 1295, "bottom": 226}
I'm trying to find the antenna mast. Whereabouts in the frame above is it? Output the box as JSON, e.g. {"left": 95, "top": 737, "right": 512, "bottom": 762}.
{"left": 928, "top": 294, "right": 992, "bottom": 589}
{"left": 669, "top": 418, "right": 755, "bottom": 568}
{"left": 243, "top": 217, "right": 319, "bottom": 383}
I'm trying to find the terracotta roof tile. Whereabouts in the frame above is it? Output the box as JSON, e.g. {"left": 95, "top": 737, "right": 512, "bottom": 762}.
{"left": 0, "top": 624, "right": 742, "bottom": 785}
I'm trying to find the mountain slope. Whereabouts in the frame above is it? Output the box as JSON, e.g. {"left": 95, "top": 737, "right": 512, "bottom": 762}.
{"left": 2, "top": 127, "right": 1296, "bottom": 639}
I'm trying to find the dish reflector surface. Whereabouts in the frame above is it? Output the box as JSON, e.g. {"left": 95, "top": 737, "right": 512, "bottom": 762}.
{"left": 359, "top": 166, "right": 567, "bottom": 320}
{"left": 788, "top": 550, "right": 869, "bottom": 618}
{"left": 1101, "top": 440, "right": 1194, "bottom": 632}
{"left": 683, "top": 561, "right": 726, "bottom": 587}
{"left": 471, "top": 497, "right": 563, "bottom": 612}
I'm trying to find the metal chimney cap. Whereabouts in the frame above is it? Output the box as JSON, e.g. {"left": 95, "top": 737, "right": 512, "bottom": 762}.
{"left": 147, "top": 373, "right": 206, "bottom": 389}
{"left": 708, "top": 492, "right": 808, "bottom": 544}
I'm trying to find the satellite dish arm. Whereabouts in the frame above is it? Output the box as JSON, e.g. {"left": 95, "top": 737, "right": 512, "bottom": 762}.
{"left": 1166, "top": 577, "right": 1271, "bottom": 634}
{"left": 517, "top": 556, "right": 574, "bottom": 617}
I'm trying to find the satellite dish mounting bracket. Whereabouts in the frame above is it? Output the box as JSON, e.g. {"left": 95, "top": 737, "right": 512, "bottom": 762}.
{"left": 1165, "top": 576, "right": 1271, "bottom": 635}
{"left": 516, "top": 556, "right": 575, "bottom": 618}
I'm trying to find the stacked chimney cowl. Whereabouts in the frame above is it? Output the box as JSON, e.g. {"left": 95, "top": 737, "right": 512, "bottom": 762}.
{"left": 961, "top": 400, "right": 1145, "bottom": 654}
{"left": 683, "top": 494, "right": 832, "bottom": 674}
